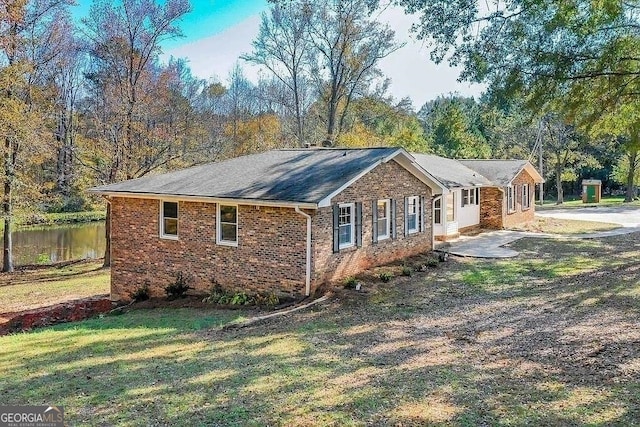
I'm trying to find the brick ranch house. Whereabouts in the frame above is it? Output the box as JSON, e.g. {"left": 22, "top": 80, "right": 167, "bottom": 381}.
{"left": 412, "top": 155, "right": 544, "bottom": 240}
{"left": 90, "top": 148, "right": 447, "bottom": 301}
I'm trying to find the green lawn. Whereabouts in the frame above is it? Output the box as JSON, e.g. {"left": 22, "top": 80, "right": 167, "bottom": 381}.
{"left": 1, "top": 235, "right": 639, "bottom": 426}
{"left": 0, "top": 261, "right": 109, "bottom": 314}
{"left": 538, "top": 195, "right": 640, "bottom": 210}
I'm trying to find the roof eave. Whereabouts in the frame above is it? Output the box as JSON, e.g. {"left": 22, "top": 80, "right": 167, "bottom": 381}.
{"left": 89, "top": 190, "right": 319, "bottom": 209}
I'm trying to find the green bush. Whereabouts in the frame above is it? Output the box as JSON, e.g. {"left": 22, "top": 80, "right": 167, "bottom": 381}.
{"left": 131, "top": 283, "right": 150, "bottom": 302}
{"left": 343, "top": 276, "right": 358, "bottom": 289}
{"left": 401, "top": 266, "right": 413, "bottom": 277}
{"left": 165, "top": 272, "right": 192, "bottom": 300}
{"left": 379, "top": 272, "right": 393, "bottom": 283}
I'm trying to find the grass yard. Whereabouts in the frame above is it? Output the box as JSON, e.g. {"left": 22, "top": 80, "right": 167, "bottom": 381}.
{"left": 1, "top": 235, "right": 639, "bottom": 425}
{"left": 0, "top": 261, "right": 109, "bottom": 315}
{"left": 507, "top": 216, "right": 621, "bottom": 234}
{"left": 539, "top": 195, "right": 640, "bottom": 210}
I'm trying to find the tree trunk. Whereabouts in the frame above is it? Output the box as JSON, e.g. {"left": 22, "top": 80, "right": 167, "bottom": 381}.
{"left": 103, "top": 201, "right": 111, "bottom": 267}
{"left": 555, "top": 166, "right": 564, "bottom": 205}
{"left": 625, "top": 149, "right": 638, "bottom": 202}
{"left": 3, "top": 140, "right": 13, "bottom": 273}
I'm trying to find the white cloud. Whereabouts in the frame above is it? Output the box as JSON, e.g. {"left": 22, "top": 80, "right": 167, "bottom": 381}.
{"left": 165, "top": 6, "right": 485, "bottom": 108}
{"left": 164, "top": 15, "right": 263, "bottom": 83}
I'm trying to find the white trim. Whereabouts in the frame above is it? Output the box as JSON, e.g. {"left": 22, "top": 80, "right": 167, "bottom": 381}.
{"left": 217, "top": 203, "right": 239, "bottom": 247}
{"left": 522, "top": 184, "right": 531, "bottom": 210}
{"left": 160, "top": 200, "right": 179, "bottom": 240}
{"left": 376, "top": 199, "right": 391, "bottom": 241}
{"left": 507, "top": 186, "right": 516, "bottom": 213}
{"left": 338, "top": 202, "right": 356, "bottom": 249}
{"left": 433, "top": 197, "right": 442, "bottom": 225}
{"left": 406, "top": 196, "right": 419, "bottom": 234}
{"left": 506, "top": 163, "right": 544, "bottom": 186}
{"left": 89, "top": 191, "right": 317, "bottom": 210}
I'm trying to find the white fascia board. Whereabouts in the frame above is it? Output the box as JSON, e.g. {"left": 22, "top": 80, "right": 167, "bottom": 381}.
{"left": 506, "top": 163, "right": 545, "bottom": 186}
{"left": 91, "top": 191, "right": 318, "bottom": 209}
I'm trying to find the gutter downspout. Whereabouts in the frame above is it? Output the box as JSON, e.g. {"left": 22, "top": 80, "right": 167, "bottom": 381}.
{"left": 295, "top": 206, "right": 312, "bottom": 297}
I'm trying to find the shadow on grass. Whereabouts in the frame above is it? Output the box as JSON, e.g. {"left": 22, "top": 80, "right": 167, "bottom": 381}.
{"left": 1, "top": 233, "right": 639, "bottom": 425}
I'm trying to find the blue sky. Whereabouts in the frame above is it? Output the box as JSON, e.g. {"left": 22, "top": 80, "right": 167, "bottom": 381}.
{"left": 71, "top": 0, "right": 269, "bottom": 48}
{"left": 71, "top": 1, "right": 483, "bottom": 108}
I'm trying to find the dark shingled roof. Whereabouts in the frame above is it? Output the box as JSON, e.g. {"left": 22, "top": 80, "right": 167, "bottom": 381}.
{"left": 459, "top": 159, "right": 531, "bottom": 187}
{"left": 90, "top": 148, "right": 401, "bottom": 204}
{"left": 412, "top": 154, "right": 492, "bottom": 188}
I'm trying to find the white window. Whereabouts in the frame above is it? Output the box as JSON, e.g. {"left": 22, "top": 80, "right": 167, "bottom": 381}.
{"left": 160, "top": 201, "right": 178, "bottom": 239}
{"left": 338, "top": 203, "right": 355, "bottom": 249}
{"left": 507, "top": 186, "right": 516, "bottom": 213}
{"left": 434, "top": 198, "right": 442, "bottom": 225}
{"left": 522, "top": 184, "right": 531, "bottom": 209}
{"left": 462, "top": 188, "right": 478, "bottom": 207}
{"left": 217, "top": 204, "right": 238, "bottom": 246}
{"left": 376, "top": 199, "right": 390, "bottom": 240}
{"left": 406, "top": 196, "right": 419, "bottom": 233}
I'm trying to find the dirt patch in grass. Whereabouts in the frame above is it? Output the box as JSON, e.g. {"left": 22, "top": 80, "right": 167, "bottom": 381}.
{"left": 508, "top": 216, "right": 620, "bottom": 234}
{"left": 1, "top": 235, "right": 639, "bottom": 425}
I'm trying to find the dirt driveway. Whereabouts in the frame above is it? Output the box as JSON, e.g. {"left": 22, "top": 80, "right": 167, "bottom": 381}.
{"left": 536, "top": 205, "right": 640, "bottom": 227}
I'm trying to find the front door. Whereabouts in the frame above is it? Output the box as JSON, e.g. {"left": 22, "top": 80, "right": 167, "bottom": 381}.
{"left": 587, "top": 185, "right": 596, "bottom": 203}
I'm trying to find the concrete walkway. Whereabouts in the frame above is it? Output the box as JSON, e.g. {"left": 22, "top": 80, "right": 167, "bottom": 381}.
{"left": 437, "top": 206, "right": 640, "bottom": 258}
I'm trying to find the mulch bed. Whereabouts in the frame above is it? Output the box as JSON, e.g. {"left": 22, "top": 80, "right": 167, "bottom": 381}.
{"left": 0, "top": 295, "right": 114, "bottom": 335}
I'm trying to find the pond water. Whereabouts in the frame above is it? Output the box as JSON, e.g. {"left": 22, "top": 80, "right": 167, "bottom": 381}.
{"left": 2, "top": 222, "right": 106, "bottom": 266}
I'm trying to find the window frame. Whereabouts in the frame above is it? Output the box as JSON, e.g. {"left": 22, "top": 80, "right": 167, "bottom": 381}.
{"left": 217, "top": 203, "right": 239, "bottom": 247}
{"left": 160, "top": 200, "right": 179, "bottom": 240}
{"left": 338, "top": 203, "right": 356, "bottom": 249}
{"left": 507, "top": 186, "right": 516, "bottom": 213}
{"left": 434, "top": 198, "right": 442, "bottom": 225}
{"left": 522, "top": 184, "right": 531, "bottom": 210}
{"left": 376, "top": 199, "right": 391, "bottom": 241}
{"left": 406, "top": 196, "right": 419, "bottom": 234}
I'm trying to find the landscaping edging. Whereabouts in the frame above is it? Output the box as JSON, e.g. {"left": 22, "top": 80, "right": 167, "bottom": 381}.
{"left": 0, "top": 296, "right": 114, "bottom": 335}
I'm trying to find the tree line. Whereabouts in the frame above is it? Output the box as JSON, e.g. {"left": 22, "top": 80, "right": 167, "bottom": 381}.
{"left": 1, "top": 0, "right": 638, "bottom": 270}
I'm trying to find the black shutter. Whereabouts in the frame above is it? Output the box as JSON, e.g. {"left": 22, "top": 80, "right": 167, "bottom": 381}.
{"left": 475, "top": 188, "right": 480, "bottom": 205}
{"left": 420, "top": 195, "right": 425, "bottom": 232}
{"left": 391, "top": 199, "right": 397, "bottom": 239}
{"left": 372, "top": 200, "right": 378, "bottom": 244}
{"left": 404, "top": 197, "right": 409, "bottom": 236}
{"left": 332, "top": 205, "right": 340, "bottom": 253}
{"left": 355, "top": 202, "right": 363, "bottom": 248}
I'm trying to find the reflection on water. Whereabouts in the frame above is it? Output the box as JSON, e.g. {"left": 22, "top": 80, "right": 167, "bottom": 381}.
{"left": 1, "top": 222, "right": 106, "bottom": 266}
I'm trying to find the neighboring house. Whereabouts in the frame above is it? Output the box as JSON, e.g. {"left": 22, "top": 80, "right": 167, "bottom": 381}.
{"left": 413, "top": 155, "right": 544, "bottom": 240}
{"left": 90, "top": 148, "right": 446, "bottom": 301}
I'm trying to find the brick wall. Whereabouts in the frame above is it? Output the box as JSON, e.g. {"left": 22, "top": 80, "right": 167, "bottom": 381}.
{"left": 479, "top": 169, "right": 537, "bottom": 229}
{"left": 479, "top": 187, "right": 504, "bottom": 229}
{"left": 110, "top": 198, "right": 307, "bottom": 301}
{"left": 311, "top": 160, "right": 433, "bottom": 285}
{"left": 503, "top": 169, "right": 536, "bottom": 228}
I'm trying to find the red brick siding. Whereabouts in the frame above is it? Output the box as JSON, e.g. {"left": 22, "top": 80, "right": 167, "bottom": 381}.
{"left": 479, "top": 187, "right": 504, "bottom": 229}
{"left": 311, "top": 160, "right": 433, "bottom": 284}
{"left": 503, "top": 169, "right": 536, "bottom": 228}
{"left": 110, "top": 198, "right": 307, "bottom": 301}
{"left": 479, "top": 169, "right": 536, "bottom": 229}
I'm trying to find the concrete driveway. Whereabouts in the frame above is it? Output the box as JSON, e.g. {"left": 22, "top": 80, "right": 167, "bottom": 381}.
{"left": 438, "top": 205, "right": 640, "bottom": 258}
{"left": 536, "top": 205, "right": 640, "bottom": 227}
